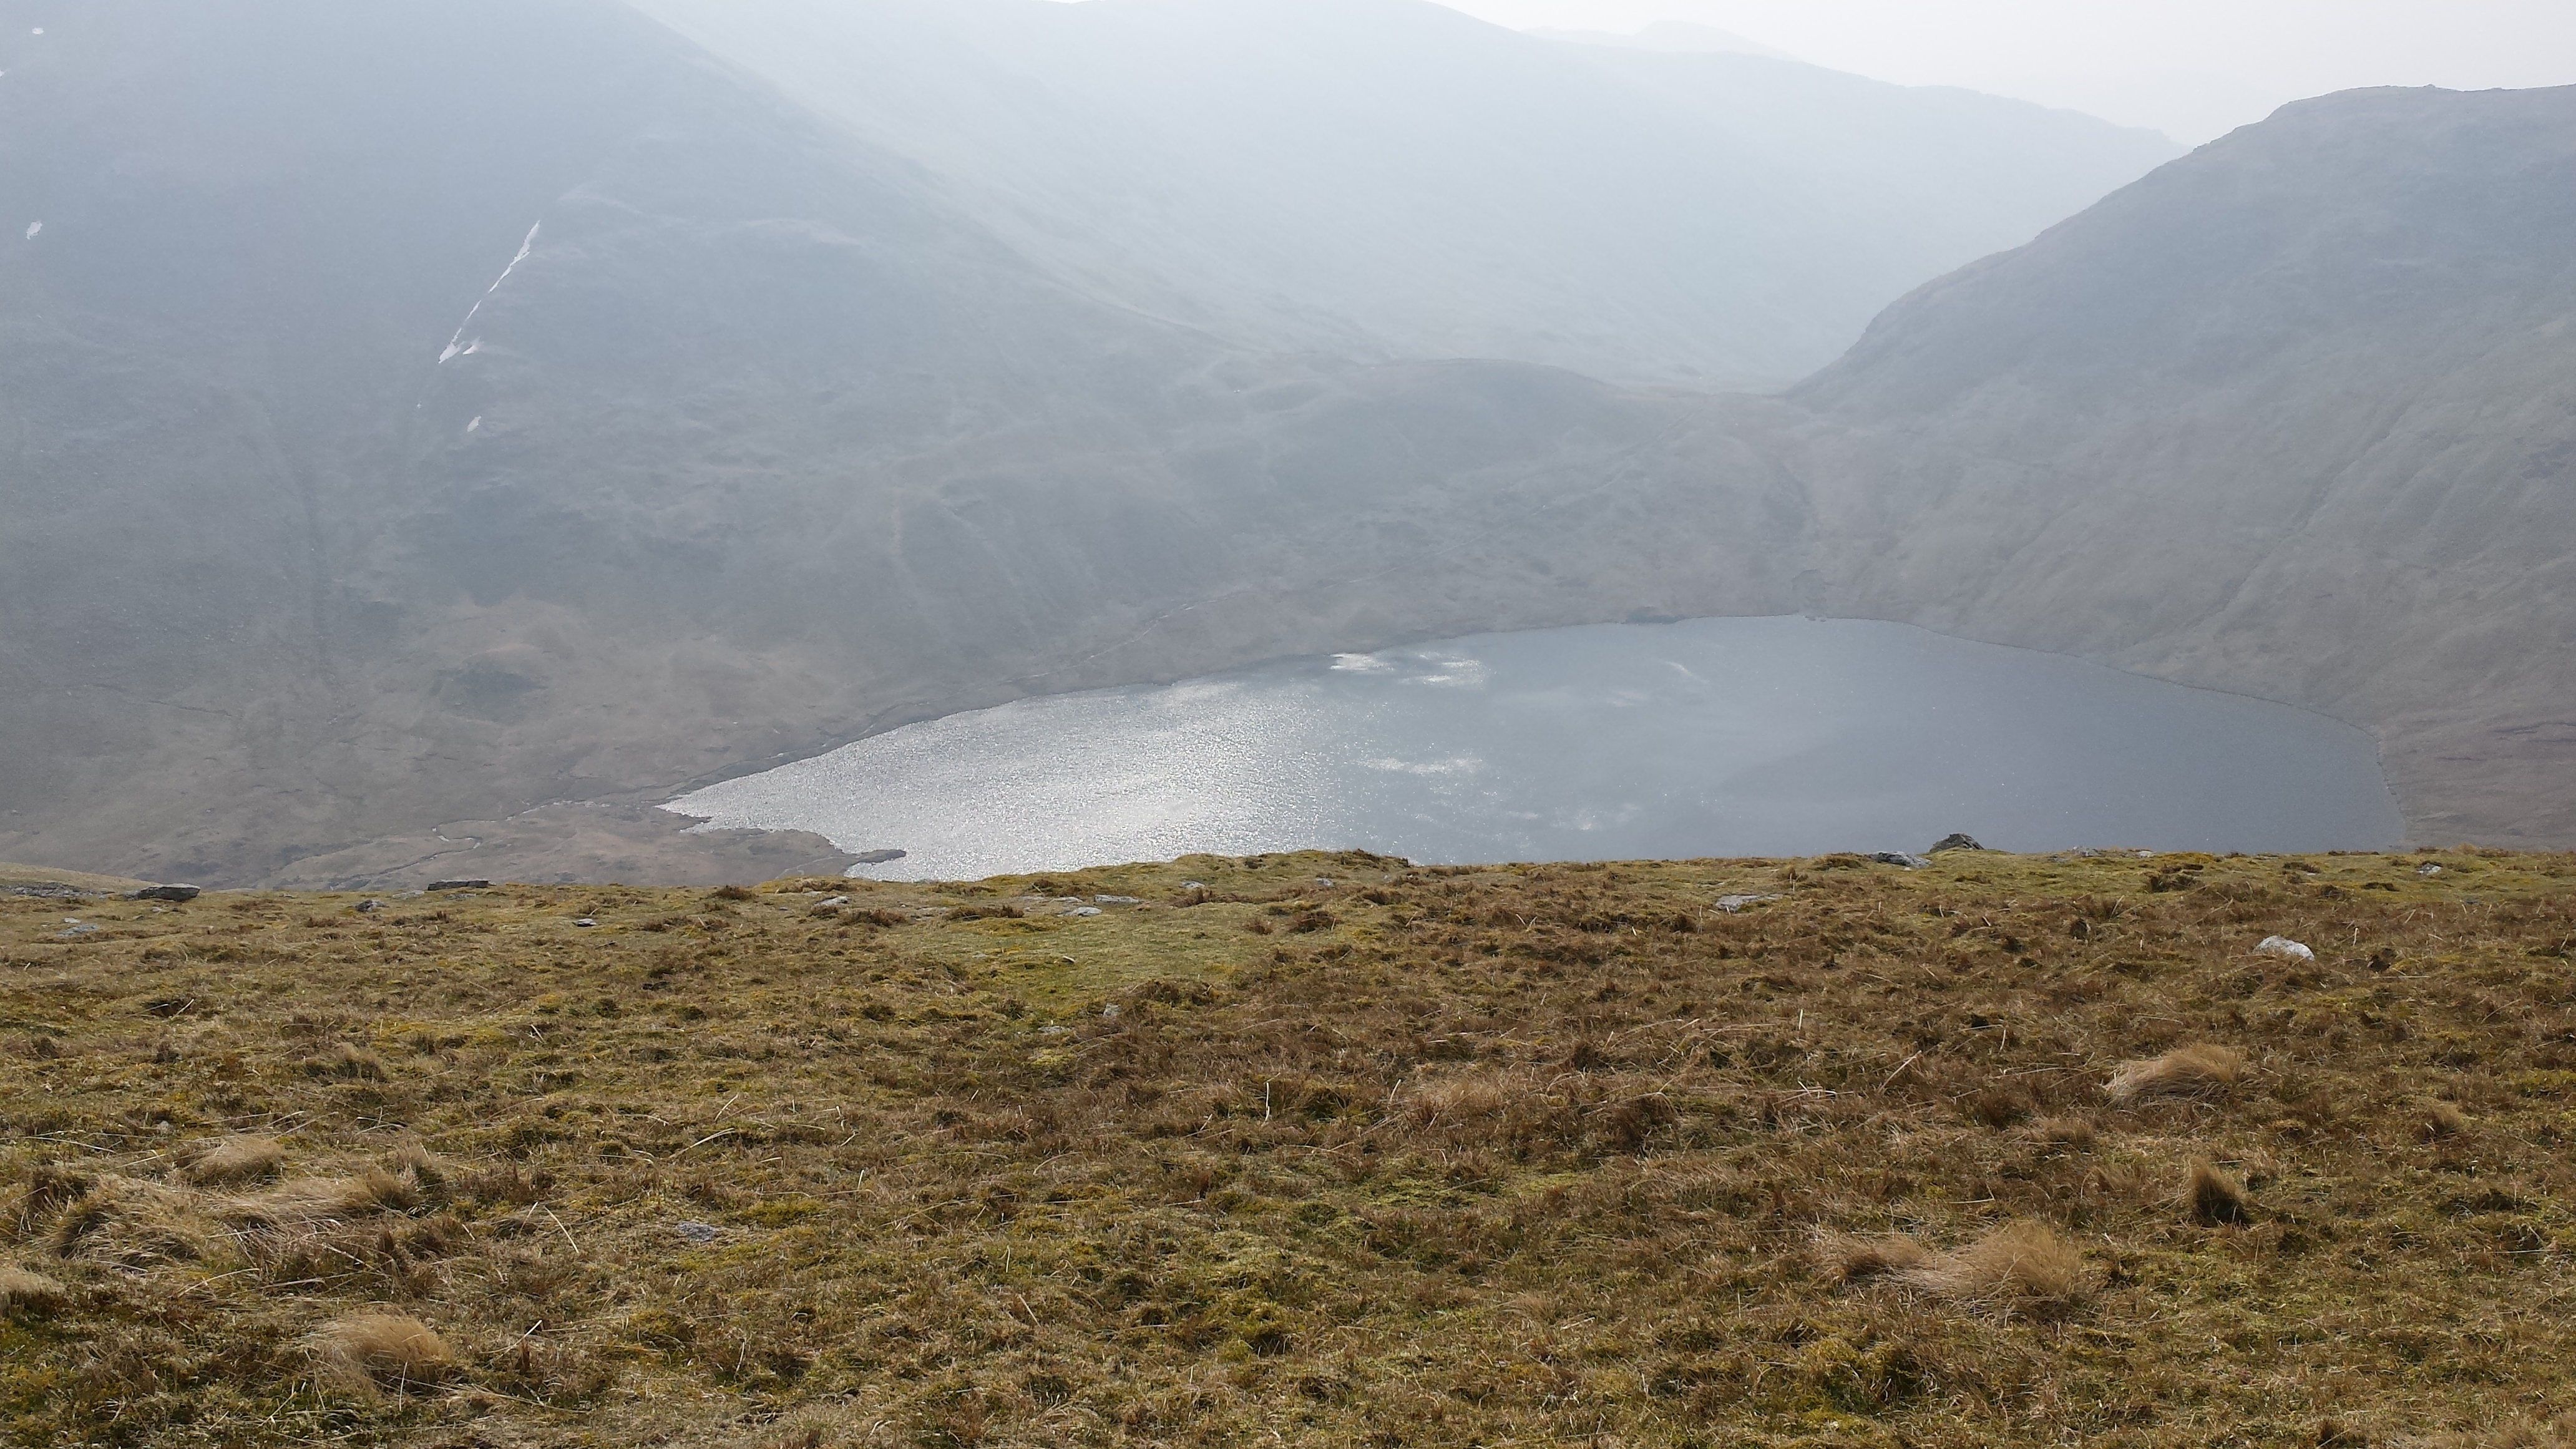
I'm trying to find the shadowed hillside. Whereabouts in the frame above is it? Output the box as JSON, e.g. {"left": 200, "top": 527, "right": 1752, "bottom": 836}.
{"left": 0, "top": 0, "right": 1807, "bottom": 886}
{"left": 1786, "top": 85, "right": 2576, "bottom": 847}
{"left": 0, "top": 3, "right": 2569, "bottom": 886}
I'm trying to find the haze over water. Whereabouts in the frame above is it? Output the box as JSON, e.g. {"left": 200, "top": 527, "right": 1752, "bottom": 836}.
{"left": 670, "top": 618, "right": 2403, "bottom": 879}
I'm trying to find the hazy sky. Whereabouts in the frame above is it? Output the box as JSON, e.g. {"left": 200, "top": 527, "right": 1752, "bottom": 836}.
{"left": 1426, "top": 0, "right": 2576, "bottom": 142}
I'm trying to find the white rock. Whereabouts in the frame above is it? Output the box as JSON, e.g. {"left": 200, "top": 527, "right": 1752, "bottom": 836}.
{"left": 2417, "top": 864, "right": 2442, "bottom": 877}
{"left": 2255, "top": 935, "right": 2313, "bottom": 961}
{"left": 1715, "top": 894, "right": 1781, "bottom": 913}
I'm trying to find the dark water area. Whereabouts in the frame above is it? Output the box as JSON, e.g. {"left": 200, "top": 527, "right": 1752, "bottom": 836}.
{"left": 668, "top": 617, "right": 2404, "bottom": 880}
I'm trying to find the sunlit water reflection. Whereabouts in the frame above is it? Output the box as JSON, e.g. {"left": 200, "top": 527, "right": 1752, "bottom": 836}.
{"left": 666, "top": 617, "right": 2403, "bottom": 880}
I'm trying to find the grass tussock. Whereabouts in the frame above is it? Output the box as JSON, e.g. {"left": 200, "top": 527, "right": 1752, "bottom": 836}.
{"left": 180, "top": 1133, "right": 285, "bottom": 1185}
{"left": 1823, "top": 1231, "right": 1932, "bottom": 1282}
{"left": 2417, "top": 1100, "right": 2470, "bottom": 1139}
{"left": 2105, "top": 1042, "right": 2247, "bottom": 1105}
{"left": 0, "top": 1264, "right": 69, "bottom": 1317}
{"left": 2186, "top": 1159, "right": 2251, "bottom": 1225}
{"left": 312, "top": 1311, "right": 456, "bottom": 1393}
{"left": 2, "top": 847, "right": 2572, "bottom": 1445}
{"left": 1829, "top": 1221, "right": 2087, "bottom": 1312}
{"left": 2027, "top": 1115, "right": 2097, "bottom": 1149}
{"left": 220, "top": 1168, "right": 422, "bottom": 1226}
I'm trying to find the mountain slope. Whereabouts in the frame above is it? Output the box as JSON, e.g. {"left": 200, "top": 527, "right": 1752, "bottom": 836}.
{"left": 4, "top": 6, "right": 2569, "bottom": 883}
{"left": 628, "top": 0, "right": 2178, "bottom": 389}
{"left": 0, "top": 0, "right": 1805, "bottom": 886}
{"left": 1786, "top": 85, "right": 2576, "bottom": 844}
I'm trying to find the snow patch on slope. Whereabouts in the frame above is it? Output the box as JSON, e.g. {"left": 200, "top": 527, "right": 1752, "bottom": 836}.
{"left": 439, "top": 222, "right": 540, "bottom": 363}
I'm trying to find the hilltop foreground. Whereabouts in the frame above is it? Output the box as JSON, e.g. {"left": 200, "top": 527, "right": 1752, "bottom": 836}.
{"left": 4, "top": 850, "right": 2574, "bottom": 1447}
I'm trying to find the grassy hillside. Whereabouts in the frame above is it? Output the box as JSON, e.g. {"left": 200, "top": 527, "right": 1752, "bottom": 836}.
{"left": 4, "top": 849, "right": 2573, "bottom": 1446}
{"left": 0, "top": 862, "right": 155, "bottom": 896}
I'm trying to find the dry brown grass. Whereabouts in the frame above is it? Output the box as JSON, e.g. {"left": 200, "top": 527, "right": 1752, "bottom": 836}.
{"left": 1823, "top": 1231, "right": 1933, "bottom": 1282}
{"left": 2105, "top": 1042, "right": 2248, "bottom": 1105}
{"left": 3, "top": 847, "right": 2573, "bottom": 1445}
{"left": 45, "top": 1172, "right": 227, "bottom": 1267}
{"left": 2416, "top": 1416, "right": 2576, "bottom": 1448}
{"left": 1904, "top": 1222, "right": 2087, "bottom": 1309}
{"left": 2417, "top": 1099, "right": 2471, "bottom": 1139}
{"left": 222, "top": 1169, "right": 422, "bottom": 1226}
{"left": 2027, "top": 1115, "right": 2097, "bottom": 1149}
{"left": 311, "top": 1311, "right": 456, "bottom": 1393}
{"left": 2186, "top": 1159, "right": 2250, "bottom": 1225}
{"left": 180, "top": 1133, "right": 285, "bottom": 1185}
{"left": 0, "top": 1264, "right": 67, "bottom": 1318}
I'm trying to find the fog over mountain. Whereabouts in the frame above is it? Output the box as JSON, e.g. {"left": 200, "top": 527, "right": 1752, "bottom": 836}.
{"left": 0, "top": 0, "right": 2567, "bottom": 885}
{"left": 1529, "top": 21, "right": 1799, "bottom": 62}
{"left": 630, "top": 0, "right": 2179, "bottom": 389}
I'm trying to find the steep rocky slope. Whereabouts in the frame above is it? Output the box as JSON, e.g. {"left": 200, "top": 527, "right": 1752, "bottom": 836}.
{"left": 1788, "top": 85, "right": 2576, "bottom": 846}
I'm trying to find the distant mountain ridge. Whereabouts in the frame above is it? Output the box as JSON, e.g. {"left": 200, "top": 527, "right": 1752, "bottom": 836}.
{"left": 629, "top": 0, "right": 2178, "bottom": 389}
{"left": 1530, "top": 20, "right": 1798, "bottom": 62}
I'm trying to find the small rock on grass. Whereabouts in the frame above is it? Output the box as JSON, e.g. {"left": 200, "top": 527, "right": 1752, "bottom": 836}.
{"left": 1868, "top": 852, "right": 1931, "bottom": 869}
{"left": 125, "top": 884, "right": 200, "bottom": 902}
{"left": 673, "top": 1222, "right": 718, "bottom": 1245}
{"left": 1715, "top": 894, "right": 1781, "bottom": 913}
{"left": 2255, "top": 935, "right": 2314, "bottom": 961}
{"left": 1926, "top": 833, "right": 1986, "bottom": 854}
